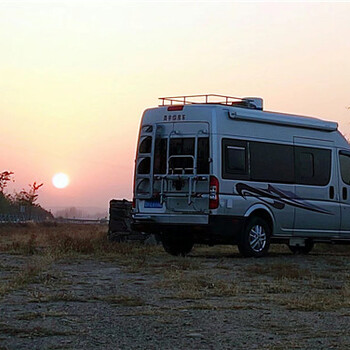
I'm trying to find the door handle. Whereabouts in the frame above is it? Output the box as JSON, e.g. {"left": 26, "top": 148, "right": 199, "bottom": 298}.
{"left": 343, "top": 187, "right": 348, "bottom": 201}
{"left": 329, "top": 186, "right": 335, "bottom": 199}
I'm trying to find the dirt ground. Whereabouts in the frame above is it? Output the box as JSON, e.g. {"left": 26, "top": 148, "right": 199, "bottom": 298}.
{"left": 0, "top": 224, "right": 350, "bottom": 349}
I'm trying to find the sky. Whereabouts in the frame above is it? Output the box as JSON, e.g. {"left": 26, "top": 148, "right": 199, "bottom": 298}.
{"left": 1, "top": 1, "right": 350, "bottom": 212}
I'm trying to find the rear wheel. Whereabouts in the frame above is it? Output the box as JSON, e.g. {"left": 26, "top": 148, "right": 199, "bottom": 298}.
{"left": 238, "top": 217, "right": 271, "bottom": 257}
{"left": 288, "top": 239, "right": 314, "bottom": 255}
{"left": 161, "top": 235, "right": 194, "bottom": 256}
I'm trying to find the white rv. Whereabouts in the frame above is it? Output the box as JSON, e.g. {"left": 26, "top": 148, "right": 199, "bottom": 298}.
{"left": 131, "top": 94, "right": 350, "bottom": 257}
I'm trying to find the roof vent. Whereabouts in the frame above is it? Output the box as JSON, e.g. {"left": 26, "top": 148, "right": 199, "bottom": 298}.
{"left": 243, "top": 97, "right": 263, "bottom": 110}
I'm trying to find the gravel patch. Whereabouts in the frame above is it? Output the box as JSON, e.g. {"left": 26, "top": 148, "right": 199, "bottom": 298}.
{"left": 1, "top": 244, "right": 350, "bottom": 349}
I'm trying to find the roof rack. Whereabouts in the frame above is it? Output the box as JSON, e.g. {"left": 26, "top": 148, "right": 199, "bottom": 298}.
{"left": 159, "top": 94, "right": 244, "bottom": 106}
{"left": 159, "top": 94, "right": 263, "bottom": 110}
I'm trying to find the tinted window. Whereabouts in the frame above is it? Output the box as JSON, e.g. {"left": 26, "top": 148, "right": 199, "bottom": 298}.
{"left": 137, "top": 157, "right": 150, "bottom": 174}
{"left": 154, "top": 138, "right": 167, "bottom": 174}
{"left": 298, "top": 152, "right": 314, "bottom": 178}
{"left": 136, "top": 178, "right": 150, "bottom": 194}
{"left": 250, "top": 142, "right": 294, "bottom": 183}
{"left": 222, "top": 139, "right": 248, "bottom": 180}
{"left": 139, "top": 137, "right": 152, "bottom": 153}
{"left": 227, "top": 147, "right": 246, "bottom": 172}
{"left": 295, "top": 147, "right": 331, "bottom": 186}
{"left": 169, "top": 138, "right": 195, "bottom": 174}
{"left": 197, "top": 137, "right": 209, "bottom": 174}
{"left": 154, "top": 137, "right": 209, "bottom": 175}
{"left": 222, "top": 139, "right": 332, "bottom": 186}
{"left": 170, "top": 138, "right": 194, "bottom": 156}
{"left": 340, "top": 152, "right": 350, "bottom": 185}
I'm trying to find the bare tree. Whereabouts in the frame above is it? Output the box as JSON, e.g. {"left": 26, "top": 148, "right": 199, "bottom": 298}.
{"left": 14, "top": 182, "right": 44, "bottom": 220}
{"left": 0, "top": 171, "right": 14, "bottom": 193}
{"left": 16, "top": 182, "right": 44, "bottom": 206}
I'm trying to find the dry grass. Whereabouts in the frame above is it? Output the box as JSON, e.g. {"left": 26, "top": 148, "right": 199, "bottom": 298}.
{"left": 257, "top": 278, "right": 294, "bottom": 294}
{"left": 157, "top": 270, "right": 240, "bottom": 299}
{"left": 0, "top": 223, "right": 158, "bottom": 298}
{"left": 96, "top": 294, "right": 145, "bottom": 307}
{"left": 242, "top": 261, "right": 350, "bottom": 311}
{"left": 244, "top": 262, "right": 311, "bottom": 280}
{"left": 30, "top": 291, "right": 87, "bottom": 303}
{"left": 280, "top": 292, "right": 350, "bottom": 311}
{"left": 2, "top": 223, "right": 350, "bottom": 313}
{"left": 277, "top": 279, "right": 350, "bottom": 311}
{"left": 0, "top": 323, "right": 75, "bottom": 337}
{"left": 3, "top": 225, "right": 350, "bottom": 350}
{"left": 0, "top": 255, "right": 54, "bottom": 298}
{"left": 16, "top": 310, "right": 69, "bottom": 320}
{"left": 149, "top": 258, "right": 202, "bottom": 271}
{"left": 28, "top": 290, "right": 146, "bottom": 306}
{"left": 0, "top": 223, "right": 156, "bottom": 259}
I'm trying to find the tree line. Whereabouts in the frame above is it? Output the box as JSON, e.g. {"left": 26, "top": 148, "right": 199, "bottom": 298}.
{"left": 0, "top": 171, "right": 53, "bottom": 220}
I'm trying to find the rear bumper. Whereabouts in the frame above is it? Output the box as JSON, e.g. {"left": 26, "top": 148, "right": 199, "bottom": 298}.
{"left": 132, "top": 213, "right": 208, "bottom": 225}
{"left": 131, "top": 213, "right": 246, "bottom": 244}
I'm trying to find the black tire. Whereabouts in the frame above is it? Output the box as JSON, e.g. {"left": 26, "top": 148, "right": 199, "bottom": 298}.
{"left": 238, "top": 217, "right": 271, "bottom": 257}
{"left": 288, "top": 239, "right": 314, "bottom": 255}
{"left": 161, "top": 235, "right": 194, "bottom": 257}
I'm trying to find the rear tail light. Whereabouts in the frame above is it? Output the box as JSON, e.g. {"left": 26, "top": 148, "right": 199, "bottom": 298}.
{"left": 209, "top": 176, "right": 219, "bottom": 209}
{"left": 167, "top": 105, "right": 184, "bottom": 111}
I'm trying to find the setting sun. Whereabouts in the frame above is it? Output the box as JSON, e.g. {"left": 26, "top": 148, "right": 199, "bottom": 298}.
{"left": 52, "top": 173, "right": 70, "bottom": 189}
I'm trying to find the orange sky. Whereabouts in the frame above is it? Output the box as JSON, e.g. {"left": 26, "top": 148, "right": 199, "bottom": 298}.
{"left": 1, "top": 1, "right": 350, "bottom": 211}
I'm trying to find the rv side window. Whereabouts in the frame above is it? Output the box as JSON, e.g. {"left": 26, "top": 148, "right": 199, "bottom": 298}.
{"left": 227, "top": 147, "right": 246, "bottom": 172}
{"left": 340, "top": 152, "right": 350, "bottom": 185}
{"left": 295, "top": 147, "right": 331, "bottom": 186}
{"left": 250, "top": 142, "right": 294, "bottom": 183}
{"left": 222, "top": 139, "right": 248, "bottom": 180}
{"left": 298, "top": 152, "right": 314, "bottom": 178}
{"left": 154, "top": 138, "right": 167, "bottom": 174}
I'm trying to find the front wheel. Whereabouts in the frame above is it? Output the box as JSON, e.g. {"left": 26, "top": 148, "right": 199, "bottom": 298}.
{"left": 238, "top": 217, "right": 271, "bottom": 257}
{"left": 161, "top": 235, "right": 194, "bottom": 257}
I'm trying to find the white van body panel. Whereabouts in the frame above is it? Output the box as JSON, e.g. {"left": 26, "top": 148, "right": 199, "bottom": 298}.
{"left": 132, "top": 97, "right": 350, "bottom": 247}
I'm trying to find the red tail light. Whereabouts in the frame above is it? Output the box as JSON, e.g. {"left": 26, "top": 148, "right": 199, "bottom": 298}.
{"left": 167, "top": 105, "right": 184, "bottom": 111}
{"left": 209, "top": 176, "right": 219, "bottom": 209}
{"left": 132, "top": 198, "right": 136, "bottom": 209}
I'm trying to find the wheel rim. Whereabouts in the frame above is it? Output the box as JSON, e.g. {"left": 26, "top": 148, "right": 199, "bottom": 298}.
{"left": 249, "top": 224, "right": 267, "bottom": 253}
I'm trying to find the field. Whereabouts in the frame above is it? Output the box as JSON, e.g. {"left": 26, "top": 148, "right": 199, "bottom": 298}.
{"left": 1, "top": 224, "right": 350, "bottom": 349}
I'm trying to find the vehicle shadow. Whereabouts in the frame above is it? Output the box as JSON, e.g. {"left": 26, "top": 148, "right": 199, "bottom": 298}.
{"left": 188, "top": 243, "right": 350, "bottom": 259}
